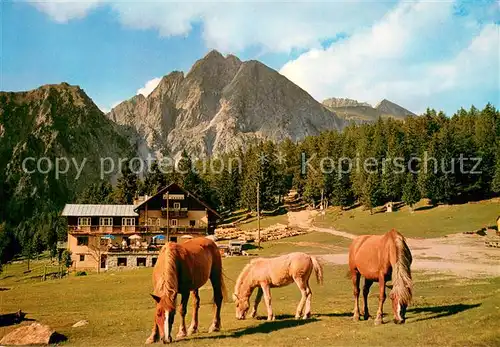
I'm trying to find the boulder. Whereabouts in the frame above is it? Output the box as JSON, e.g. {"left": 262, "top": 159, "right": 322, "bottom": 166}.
{"left": 72, "top": 319, "right": 89, "bottom": 328}
{"left": 0, "top": 322, "right": 66, "bottom": 345}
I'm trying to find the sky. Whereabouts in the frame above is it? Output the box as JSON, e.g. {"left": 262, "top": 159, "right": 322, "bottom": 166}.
{"left": 1, "top": 0, "right": 499, "bottom": 115}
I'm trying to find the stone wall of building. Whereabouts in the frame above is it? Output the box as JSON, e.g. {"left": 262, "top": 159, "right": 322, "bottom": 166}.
{"left": 106, "top": 253, "right": 158, "bottom": 270}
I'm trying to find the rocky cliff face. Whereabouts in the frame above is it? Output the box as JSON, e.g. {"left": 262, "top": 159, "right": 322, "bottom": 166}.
{"left": 108, "top": 50, "right": 345, "bottom": 158}
{"left": 322, "top": 97, "right": 371, "bottom": 108}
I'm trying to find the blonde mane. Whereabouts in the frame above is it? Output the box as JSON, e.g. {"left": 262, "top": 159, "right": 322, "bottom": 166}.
{"left": 234, "top": 261, "right": 256, "bottom": 296}
{"left": 154, "top": 244, "right": 179, "bottom": 310}
{"left": 391, "top": 232, "right": 413, "bottom": 305}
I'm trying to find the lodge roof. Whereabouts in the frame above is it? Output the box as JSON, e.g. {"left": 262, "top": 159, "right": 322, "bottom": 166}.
{"left": 134, "top": 183, "right": 221, "bottom": 218}
{"left": 61, "top": 204, "right": 138, "bottom": 217}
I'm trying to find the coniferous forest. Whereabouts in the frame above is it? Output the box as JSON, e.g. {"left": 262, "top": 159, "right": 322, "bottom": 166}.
{"left": 1, "top": 104, "right": 499, "bottom": 268}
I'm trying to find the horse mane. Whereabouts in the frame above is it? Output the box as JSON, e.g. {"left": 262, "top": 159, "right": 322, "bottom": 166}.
{"left": 154, "top": 243, "right": 179, "bottom": 311}
{"left": 234, "top": 262, "right": 254, "bottom": 296}
{"left": 390, "top": 229, "right": 413, "bottom": 305}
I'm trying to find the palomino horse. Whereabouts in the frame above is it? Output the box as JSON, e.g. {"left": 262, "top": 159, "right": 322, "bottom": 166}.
{"left": 233, "top": 252, "right": 323, "bottom": 321}
{"left": 348, "top": 229, "right": 413, "bottom": 325}
{"left": 145, "top": 237, "right": 225, "bottom": 344}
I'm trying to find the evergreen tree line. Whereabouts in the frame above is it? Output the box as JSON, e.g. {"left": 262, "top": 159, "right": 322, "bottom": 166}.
{"left": 1, "top": 104, "right": 499, "bottom": 270}
{"left": 80, "top": 104, "right": 500, "bottom": 214}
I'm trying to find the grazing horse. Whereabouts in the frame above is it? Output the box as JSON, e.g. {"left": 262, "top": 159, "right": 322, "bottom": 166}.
{"left": 145, "top": 237, "right": 225, "bottom": 344}
{"left": 348, "top": 229, "right": 413, "bottom": 325}
{"left": 233, "top": 252, "right": 323, "bottom": 321}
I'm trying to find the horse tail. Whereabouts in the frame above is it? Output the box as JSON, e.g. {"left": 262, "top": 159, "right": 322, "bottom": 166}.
{"left": 390, "top": 230, "right": 413, "bottom": 305}
{"left": 310, "top": 255, "right": 324, "bottom": 285}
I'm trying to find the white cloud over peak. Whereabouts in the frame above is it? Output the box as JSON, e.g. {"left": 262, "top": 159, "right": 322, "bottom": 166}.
{"left": 136, "top": 77, "right": 162, "bottom": 97}
{"left": 27, "top": 0, "right": 392, "bottom": 53}
{"left": 280, "top": 1, "right": 499, "bottom": 113}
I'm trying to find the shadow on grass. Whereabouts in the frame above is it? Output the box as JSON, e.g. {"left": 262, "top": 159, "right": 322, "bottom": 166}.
{"left": 0, "top": 311, "right": 36, "bottom": 327}
{"left": 190, "top": 317, "right": 318, "bottom": 341}
{"left": 409, "top": 303, "right": 481, "bottom": 322}
{"left": 413, "top": 205, "right": 436, "bottom": 212}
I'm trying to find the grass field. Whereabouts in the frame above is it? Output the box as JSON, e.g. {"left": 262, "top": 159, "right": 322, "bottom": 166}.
{"left": 314, "top": 198, "right": 500, "bottom": 238}
{"left": 1, "top": 232, "right": 499, "bottom": 346}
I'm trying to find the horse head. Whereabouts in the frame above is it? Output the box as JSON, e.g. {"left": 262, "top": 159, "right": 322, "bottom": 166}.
{"left": 233, "top": 293, "right": 250, "bottom": 320}
{"left": 389, "top": 291, "right": 408, "bottom": 324}
{"left": 151, "top": 293, "right": 176, "bottom": 343}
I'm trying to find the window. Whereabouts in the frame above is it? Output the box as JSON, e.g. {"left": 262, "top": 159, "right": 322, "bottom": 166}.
{"left": 117, "top": 258, "right": 127, "bottom": 267}
{"left": 79, "top": 254, "right": 85, "bottom": 262}
{"left": 78, "top": 217, "right": 91, "bottom": 226}
{"left": 189, "top": 220, "right": 196, "bottom": 227}
{"left": 137, "top": 258, "right": 146, "bottom": 267}
{"left": 122, "top": 218, "right": 135, "bottom": 226}
{"left": 173, "top": 202, "right": 181, "bottom": 210}
{"left": 77, "top": 237, "right": 88, "bottom": 246}
{"left": 100, "top": 217, "right": 113, "bottom": 226}
{"left": 147, "top": 218, "right": 160, "bottom": 226}
{"left": 170, "top": 219, "right": 178, "bottom": 227}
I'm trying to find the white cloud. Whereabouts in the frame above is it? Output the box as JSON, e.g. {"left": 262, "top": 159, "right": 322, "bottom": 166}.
{"left": 28, "top": 0, "right": 101, "bottom": 23}
{"left": 136, "top": 77, "right": 162, "bottom": 97}
{"left": 28, "top": 0, "right": 392, "bottom": 53}
{"left": 280, "top": 1, "right": 499, "bottom": 113}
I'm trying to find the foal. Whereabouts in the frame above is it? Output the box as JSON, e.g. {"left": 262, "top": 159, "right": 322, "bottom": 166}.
{"left": 233, "top": 252, "right": 323, "bottom": 321}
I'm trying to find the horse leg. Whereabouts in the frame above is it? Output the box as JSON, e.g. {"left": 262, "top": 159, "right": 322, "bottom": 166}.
{"left": 352, "top": 271, "right": 361, "bottom": 321}
{"left": 208, "top": 274, "right": 223, "bottom": 333}
{"left": 176, "top": 292, "right": 189, "bottom": 339}
{"left": 374, "top": 275, "right": 386, "bottom": 325}
{"left": 293, "top": 277, "right": 307, "bottom": 319}
{"left": 303, "top": 284, "right": 312, "bottom": 319}
{"left": 362, "top": 279, "right": 373, "bottom": 320}
{"left": 251, "top": 287, "right": 263, "bottom": 318}
{"left": 188, "top": 289, "right": 200, "bottom": 335}
{"left": 261, "top": 284, "right": 275, "bottom": 321}
{"left": 145, "top": 316, "right": 158, "bottom": 344}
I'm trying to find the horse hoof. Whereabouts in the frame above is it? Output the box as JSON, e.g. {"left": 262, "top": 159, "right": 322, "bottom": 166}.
{"left": 188, "top": 327, "right": 198, "bottom": 335}
{"left": 208, "top": 325, "right": 220, "bottom": 333}
{"left": 302, "top": 313, "right": 311, "bottom": 320}
{"left": 176, "top": 331, "right": 187, "bottom": 339}
{"left": 295, "top": 315, "right": 301, "bottom": 320}
{"left": 394, "top": 319, "right": 405, "bottom": 324}
{"left": 145, "top": 336, "right": 155, "bottom": 344}
{"left": 374, "top": 319, "right": 383, "bottom": 326}
{"left": 353, "top": 315, "right": 360, "bottom": 322}
{"left": 267, "top": 316, "right": 275, "bottom": 321}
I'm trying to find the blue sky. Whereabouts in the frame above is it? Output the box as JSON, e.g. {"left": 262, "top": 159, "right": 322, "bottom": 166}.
{"left": 1, "top": 1, "right": 499, "bottom": 114}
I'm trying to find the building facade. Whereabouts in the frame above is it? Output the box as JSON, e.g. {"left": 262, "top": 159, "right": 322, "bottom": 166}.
{"left": 61, "top": 183, "right": 220, "bottom": 271}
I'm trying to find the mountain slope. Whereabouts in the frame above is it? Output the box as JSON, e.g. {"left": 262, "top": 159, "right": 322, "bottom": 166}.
{"left": 109, "top": 50, "right": 345, "bottom": 158}
{"left": 375, "top": 99, "right": 416, "bottom": 118}
{"left": 322, "top": 97, "right": 416, "bottom": 123}
{"left": 0, "top": 83, "right": 134, "bottom": 223}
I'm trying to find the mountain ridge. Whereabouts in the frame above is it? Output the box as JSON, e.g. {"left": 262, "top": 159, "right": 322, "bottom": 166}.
{"left": 108, "top": 50, "right": 345, "bottom": 158}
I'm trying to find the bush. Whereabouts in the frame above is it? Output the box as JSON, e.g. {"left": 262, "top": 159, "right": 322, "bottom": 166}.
{"left": 60, "top": 250, "right": 73, "bottom": 269}
{"left": 75, "top": 271, "right": 87, "bottom": 276}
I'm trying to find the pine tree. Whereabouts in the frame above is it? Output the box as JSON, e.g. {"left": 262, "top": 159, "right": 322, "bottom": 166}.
{"left": 113, "top": 161, "right": 138, "bottom": 204}
{"left": 402, "top": 172, "right": 420, "bottom": 212}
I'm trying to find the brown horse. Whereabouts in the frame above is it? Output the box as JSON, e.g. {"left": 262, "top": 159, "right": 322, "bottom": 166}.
{"left": 348, "top": 229, "right": 413, "bottom": 325}
{"left": 145, "top": 237, "right": 225, "bottom": 344}
{"left": 233, "top": 252, "right": 323, "bottom": 321}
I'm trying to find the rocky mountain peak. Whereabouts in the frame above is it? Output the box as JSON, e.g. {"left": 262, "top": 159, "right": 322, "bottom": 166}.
{"left": 108, "top": 51, "right": 345, "bottom": 158}
{"left": 322, "top": 97, "right": 371, "bottom": 108}
{"left": 375, "top": 99, "right": 416, "bottom": 117}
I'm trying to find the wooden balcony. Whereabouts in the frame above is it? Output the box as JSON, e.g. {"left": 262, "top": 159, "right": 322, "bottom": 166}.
{"left": 68, "top": 225, "right": 137, "bottom": 234}
{"left": 161, "top": 208, "right": 188, "bottom": 218}
{"left": 68, "top": 225, "right": 207, "bottom": 235}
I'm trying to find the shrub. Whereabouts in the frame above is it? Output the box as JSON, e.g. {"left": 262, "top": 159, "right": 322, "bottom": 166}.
{"left": 75, "top": 271, "right": 87, "bottom": 276}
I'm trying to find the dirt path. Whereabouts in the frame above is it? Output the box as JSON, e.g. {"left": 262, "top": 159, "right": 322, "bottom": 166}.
{"left": 287, "top": 210, "right": 500, "bottom": 278}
